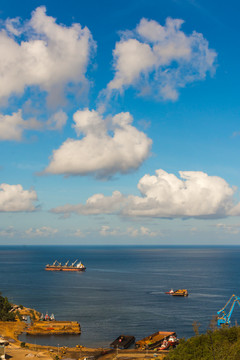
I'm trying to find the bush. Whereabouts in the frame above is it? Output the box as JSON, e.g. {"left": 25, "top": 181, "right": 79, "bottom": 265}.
{"left": 165, "top": 326, "right": 240, "bottom": 360}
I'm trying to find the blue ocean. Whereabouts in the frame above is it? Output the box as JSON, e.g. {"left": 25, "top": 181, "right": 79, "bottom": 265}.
{"left": 1, "top": 246, "right": 240, "bottom": 348}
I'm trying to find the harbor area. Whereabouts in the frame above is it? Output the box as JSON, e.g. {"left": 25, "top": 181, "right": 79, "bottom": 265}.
{"left": 0, "top": 315, "right": 171, "bottom": 360}
{"left": 0, "top": 301, "right": 173, "bottom": 360}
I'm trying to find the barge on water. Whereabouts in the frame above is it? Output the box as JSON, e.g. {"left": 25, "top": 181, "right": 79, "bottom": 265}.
{"left": 135, "top": 331, "right": 178, "bottom": 350}
{"left": 110, "top": 335, "right": 135, "bottom": 349}
{"left": 165, "top": 289, "right": 188, "bottom": 296}
{"left": 45, "top": 260, "right": 86, "bottom": 272}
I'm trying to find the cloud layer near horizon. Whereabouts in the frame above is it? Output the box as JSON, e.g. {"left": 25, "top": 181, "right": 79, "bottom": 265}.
{"left": 0, "top": 183, "right": 38, "bottom": 212}
{"left": 51, "top": 169, "right": 240, "bottom": 219}
{"left": 44, "top": 109, "right": 152, "bottom": 177}
{"left": 107, "top": 18, "right": 217, "bottom": 100}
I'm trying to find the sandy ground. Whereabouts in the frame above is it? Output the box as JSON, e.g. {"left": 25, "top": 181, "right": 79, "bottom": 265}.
{"left": 5, "top": 343, "right": 53, "bottom": 360}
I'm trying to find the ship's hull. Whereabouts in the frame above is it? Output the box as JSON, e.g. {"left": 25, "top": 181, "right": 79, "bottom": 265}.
{"left": 45, "top": 266, "right": 86, "bottom": 272}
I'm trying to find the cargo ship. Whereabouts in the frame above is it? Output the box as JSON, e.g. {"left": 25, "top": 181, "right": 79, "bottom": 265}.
{"left": 45, "top": 260, "right": 86, "bottom": 272}
{"left": 165, "top": 289, "right": 188, "bottom": 296}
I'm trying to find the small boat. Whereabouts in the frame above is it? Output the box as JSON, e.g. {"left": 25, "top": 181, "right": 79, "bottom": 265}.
{"left": 158, "top": 339, "right": 169, "bottom": 350}
{"left": 165, "top": 289, "right": 188, "bottom": 296}
{"left": 110, "top": 335, "right": 135, "bottom": 349}
{"left": 168, "top": 335, "right": 179, "bottom": 346}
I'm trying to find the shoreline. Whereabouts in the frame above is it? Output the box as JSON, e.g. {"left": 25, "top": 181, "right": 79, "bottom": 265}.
{"left": 0, "top": 304, "right": 168, "bottom": 359}
{"left": 0, "top": 321, "right": 168, "bottom": 360}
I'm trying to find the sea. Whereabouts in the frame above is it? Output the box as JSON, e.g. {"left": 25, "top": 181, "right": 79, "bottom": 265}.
{"left": 1, "top": 245, "right": 240, "bottom": 348}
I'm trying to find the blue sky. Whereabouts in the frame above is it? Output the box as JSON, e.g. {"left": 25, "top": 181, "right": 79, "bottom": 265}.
{"left": 0, "top": 0, "right": 240, "bottom": 245}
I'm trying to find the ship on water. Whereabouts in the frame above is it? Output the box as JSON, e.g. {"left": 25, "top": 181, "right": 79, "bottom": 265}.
{"left": 45, "top": 259, "right": 86, "bottom": 272}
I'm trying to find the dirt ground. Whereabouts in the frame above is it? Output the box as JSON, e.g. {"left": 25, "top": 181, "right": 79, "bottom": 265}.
{"left": 5, "top": 343, "right": 53, "bottom": 360}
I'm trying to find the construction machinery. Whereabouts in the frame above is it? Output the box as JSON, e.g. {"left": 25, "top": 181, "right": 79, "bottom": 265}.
{"left": 217, "top": 294, "right": 240, "bottom": 326}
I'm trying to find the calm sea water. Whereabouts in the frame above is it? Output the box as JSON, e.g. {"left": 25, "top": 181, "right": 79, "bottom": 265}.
{"left": 1, "top": 245, "right": 240, "bottom": 348}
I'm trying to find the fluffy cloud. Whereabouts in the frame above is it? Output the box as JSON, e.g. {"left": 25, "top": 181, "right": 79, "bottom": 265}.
{"left": 127, "top": 226, "right": 157, "bottom": 237}
{"left": 124, "top": 170, "right": 235, "bottom": 218}
{"left": 44, "top": 109, "right": 152, "bottom": 177}
{"left": 108, "top": 18, "right": 217, "bottom": 100}
{"left": 0, "top": 183, "right": 38, "bottom": 212}
{"left": 0, "top": 110, "right": 40, "bottom": 140}
{"left": 0, "top": 108, "right": 68, "bottom": 141}
{"left": 25, "top": 226, "right": 58, "bottom": 237}
{"left": 0, "top": 6, "right": 95, "bottom": 103}
{"left": 51, "top": 169, "right": 240, "bottom": 219}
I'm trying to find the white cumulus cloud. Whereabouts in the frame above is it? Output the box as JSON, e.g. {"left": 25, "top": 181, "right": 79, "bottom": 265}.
{"left": 124, "top": 170, "right": 235, "bottom": 218}
{"left": 51, "top": 169, "right": 240, "bottom": 219}
{"left": 0, "top": 183, "right": 38, "bottom": 212}
{"left": 0, "top": 110, "right": 41, "bottom": 141}
{"left": 0, "top": 6, "right": 95, "bottom": 103}
{"left": 44, "top": 109, "right": 152, "bottom": 178}
{"left": 108, "top": 17, "right": 217, "bottom": 100}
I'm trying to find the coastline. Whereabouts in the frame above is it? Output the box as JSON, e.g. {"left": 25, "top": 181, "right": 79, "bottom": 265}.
{"left": 0, "top": 309, "right": 168, "bottom": 360}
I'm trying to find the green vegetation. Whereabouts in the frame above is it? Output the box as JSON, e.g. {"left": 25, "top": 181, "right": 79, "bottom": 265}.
{"left": 166, "top": 326, "right": 240, "bottom": 360}
{"left": 0, "top": 293, "right": 15, "bottom": 321}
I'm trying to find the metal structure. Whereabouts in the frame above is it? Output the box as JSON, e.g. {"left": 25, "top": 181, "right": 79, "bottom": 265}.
{"left": 217, "top": 294, "right": 240, "bottom": 326}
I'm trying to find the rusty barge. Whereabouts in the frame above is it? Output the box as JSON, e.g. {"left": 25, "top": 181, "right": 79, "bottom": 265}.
{"left": 135, "top": 331, "right": 178, "bottom": 350}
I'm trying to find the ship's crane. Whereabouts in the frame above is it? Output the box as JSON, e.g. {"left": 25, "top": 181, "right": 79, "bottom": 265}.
{"left": 64, "top": 260, "right": 69, "bottom": 266}
{"left": 71, "top": 259, "right": 78, "bottom": 266}
{"left": 217, "top": 294, "right": 240, "bottom": 326}
{"left": 53, "top": 260, "right": 62, "bottom": 266}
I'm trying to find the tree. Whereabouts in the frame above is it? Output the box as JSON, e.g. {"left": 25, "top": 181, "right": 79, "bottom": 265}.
{"left": 0, "top": 294, "right": 16, "bottom": 321}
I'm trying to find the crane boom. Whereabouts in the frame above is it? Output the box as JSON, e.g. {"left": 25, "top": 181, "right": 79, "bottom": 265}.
{"left": 71, "top": 259, "right": 78, "bottom": 266}
{"left": 217, "top": 294, "right": 240, "bottom": 326}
